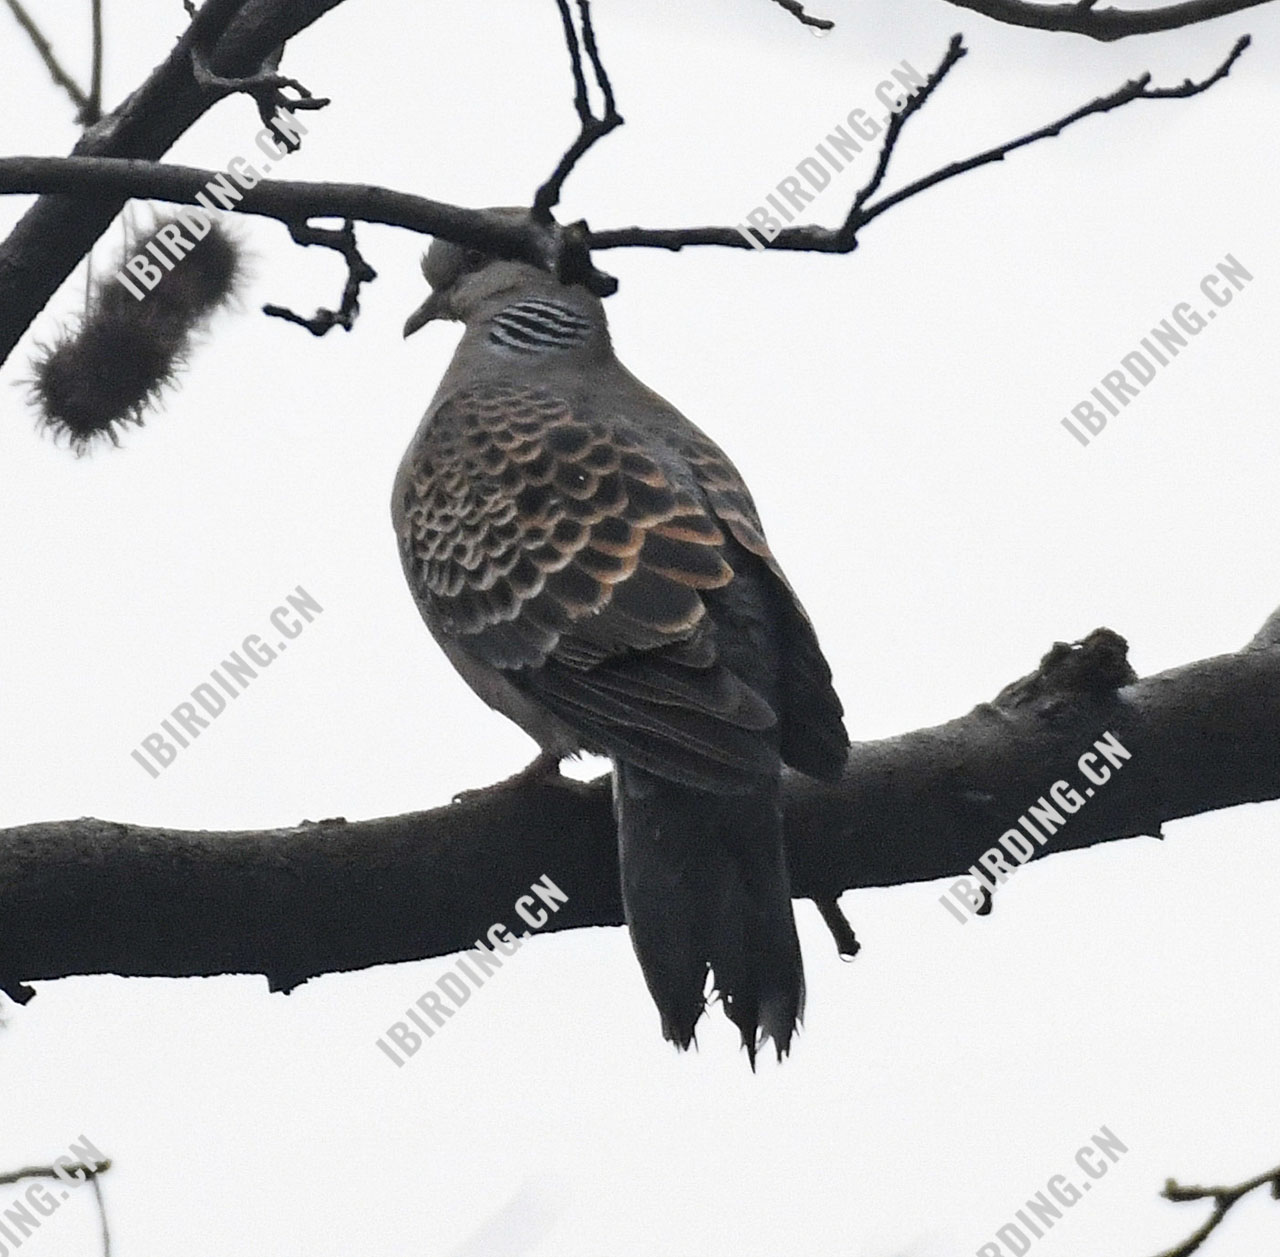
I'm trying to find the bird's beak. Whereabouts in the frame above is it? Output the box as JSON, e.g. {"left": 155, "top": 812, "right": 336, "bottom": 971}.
{"left": 403, "top": 290, "right": 448, "bottom": 338}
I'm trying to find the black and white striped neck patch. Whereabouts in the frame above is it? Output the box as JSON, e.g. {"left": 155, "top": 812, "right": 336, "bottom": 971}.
{"left": 487, "top": 299, "right": 593, "bottom": 354}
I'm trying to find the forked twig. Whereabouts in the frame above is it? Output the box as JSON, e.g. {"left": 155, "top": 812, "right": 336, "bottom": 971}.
{"left": 587, "top": 35, "right": 1250, "bottom": 254}
{"left": 0, "top": 1158, "right": 113, "bottom": 1257}
{"left": 263, "top": 218, "right": 377, "bottom": 335}
{"left": 532, "top": 0, "right": 623, "bottom": 221}
{"left": 1148, "top": 1162, "right": 1280, "bottom": 1256}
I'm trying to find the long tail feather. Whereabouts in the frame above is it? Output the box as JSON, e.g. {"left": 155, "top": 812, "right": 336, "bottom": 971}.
{"left": 614, "top": 761, "right": 804, "bottom": 1065}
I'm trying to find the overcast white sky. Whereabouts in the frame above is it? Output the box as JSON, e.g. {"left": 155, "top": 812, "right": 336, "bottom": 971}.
{"left": 2, "top": 2, "right": 1279, "bottom": 1255}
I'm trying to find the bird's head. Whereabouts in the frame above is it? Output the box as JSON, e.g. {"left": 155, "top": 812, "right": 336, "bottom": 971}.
{"left": 404, "top": 211, "right": 555, "bottom": 337}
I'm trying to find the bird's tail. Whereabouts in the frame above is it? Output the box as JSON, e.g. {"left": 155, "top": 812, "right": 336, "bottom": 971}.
{"left": 614, "top": 761, "right": 804, "bottom": 1066}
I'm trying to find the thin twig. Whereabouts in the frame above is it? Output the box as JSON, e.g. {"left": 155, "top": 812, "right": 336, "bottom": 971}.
{"left": 86, "top": 0, "right": 103, "bottom": 125}
{"left": 2, "top": 0, "right": 92, "bottom": 118}
{"left": 578, "top": 0, "right": 616, "bottom": 121}
{"left": 555, "top": 0, "right": 590, "bottom": 125}
{"left": 190, "top": 35, "right": 330, "bottom": 147}
{"left": 0, "top": 35, "right": 1247, "bottom": 327}
{"left": 0, "top": 1159, "right": 112, "bottom": 1257}
{"left": 586, "top": 35, "right": 1250, "bottom": 254}
{"left": 263, "top": 218, "right": 377, "bottom": 335}
{"left": 855, "top": 35, "right": 1249, "bottom": 234}
{"left": 0, "top": 1159, "right": 110, "bottom": 1186}
{"left": 88, "top": 1172, "right": 111, "bottom": 1257}
{"left": 532, "top": 0, "right": 623, "bottom": 221}
{"left": 836, "top": 34, "right": 967, "bottom": 244}
{"left": 1149, "top": 1162, "right": 1280, "bottom": 1256}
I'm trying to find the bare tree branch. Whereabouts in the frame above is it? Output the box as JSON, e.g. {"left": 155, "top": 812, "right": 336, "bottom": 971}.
{"left": 839, "top": 34, "right": 966, "bottom": 238}
{"left": 2, "top": 0, "right": 92, "bottom": 119}
{"left": 588, "top": 34, "right": 1250, "bottom": 254}
{"left": 1, "top": 611, "right": 1277, "bottom": 999}
{"left": 0, "top": 159, "right": 619, "bottom": 303}
{"left": 0, "top": 1158, "right": 113, "bottom": 1257}
{"left": 850, "top": 33, "right": 1249, "bottom": 234}
{"left": 87, "top": 0, "right": 103, "bottom": 125}
{"left": 0, "top": 1159, "right": 110, "bottom": 1186}
{"left": 0, "top": 10, "right": 1252, "bottom": 372}
{"left": 89, "top": 1172, "right": 111, "bottom": 1257}
{"left": 0, "top": 0, "right": 345, "bottom": 373}
{"left": 1150, "top": 1161, "right": 1280, "bottom": 1256}
{"left": 262, "top": 217, "right": 376, "bottom": 334}
{"left": 188, "top": 26, "right": 331, "bottom": 141}
{"left": 0, "top": 29, "right": 1246, "bottom": 351}
{"left": 940, "top": 0, "right": 1274, "bottom": 41}
{"left": 533, "top": 0, "right": 623, "bottom": 222}
{"left": 774, "top": 0, "right": 1271, "bottom": 34}
{"left": 766, "top": 0, "right": 835, "bottom": 30}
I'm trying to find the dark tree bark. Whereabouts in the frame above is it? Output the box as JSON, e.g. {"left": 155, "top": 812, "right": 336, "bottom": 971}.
{"left": 0, "top": 3, "right": 1255, "bottom": 367}
{"left": 0, "top": 0, "right": 346, "bottom": 367}
{"left": 938, "top": 0, "right": 1274, "bottom": 40}
{"left": 2, "top": 615, "right": 1276, "bottom": 1001}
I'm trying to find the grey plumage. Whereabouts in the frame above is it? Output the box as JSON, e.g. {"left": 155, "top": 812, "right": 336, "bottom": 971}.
{"left": 394, "top": 223, "right": 848, "bottom": 1063}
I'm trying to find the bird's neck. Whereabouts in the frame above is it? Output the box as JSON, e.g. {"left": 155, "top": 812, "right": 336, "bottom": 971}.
{"left": 480, "top": 293, "right": 599, "bottom": 356}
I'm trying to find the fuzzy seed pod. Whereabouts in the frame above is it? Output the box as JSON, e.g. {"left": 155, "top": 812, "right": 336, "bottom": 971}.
{"left": 29, "top": 213, "right": 246, "bottom": 453}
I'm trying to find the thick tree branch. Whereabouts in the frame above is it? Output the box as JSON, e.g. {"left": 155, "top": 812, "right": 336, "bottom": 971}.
{"left": 0, "top": 28, "right": 1250, "bottom": 358}
{"left": 1, "top": 612, "right": 1277, "bottom": 1000}
{"left": 0, "top": 159, "right": 618, "bottom": 302}
{"left": 940, "top": 0, "right": 1273, "bottom": 41}
{"left": 0, "top": 0, "right": 344, "bottom": 372}
{"left": 0, "top": 28, "right": 1244, "bottom": 334}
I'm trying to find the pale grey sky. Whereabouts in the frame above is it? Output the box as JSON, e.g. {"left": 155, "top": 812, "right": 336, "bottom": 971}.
{"left": 2, "top": 2, "right": 1279, "bottom": 1255}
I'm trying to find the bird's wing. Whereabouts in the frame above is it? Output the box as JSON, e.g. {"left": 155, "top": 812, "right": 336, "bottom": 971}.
{"left": 666, "top": 425, "right": 849, "bottom": 781}
{"left": 395, "top": 381, "right": 778, "bottom": 790}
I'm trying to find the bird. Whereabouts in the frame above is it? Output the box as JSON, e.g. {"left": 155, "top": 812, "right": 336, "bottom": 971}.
{"left": 393, "top": 220, "right": 849, "bottom": 1064}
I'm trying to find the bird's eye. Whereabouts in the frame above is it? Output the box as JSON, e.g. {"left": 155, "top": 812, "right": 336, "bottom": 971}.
{"left": 462, "top": 249, "right": 486, "bottom": 269}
